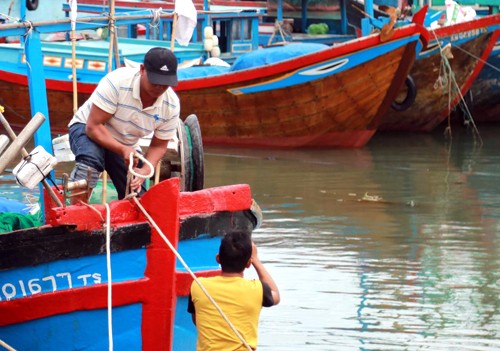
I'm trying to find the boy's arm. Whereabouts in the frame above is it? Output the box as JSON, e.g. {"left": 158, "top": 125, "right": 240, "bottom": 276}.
{"left": 187, "top": 292, "right": 197, "bottom": 325}
{"left": 251, "top": 242, "right": 280, "bottom": 305}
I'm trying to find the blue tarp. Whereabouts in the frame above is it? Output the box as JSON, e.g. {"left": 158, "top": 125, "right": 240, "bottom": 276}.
{"left": 230, "top": 43, "right": 329, "bottom": 71}
{"left": 0, "top": 197, "right": 31, "bottom": 214}
{"left": 178, "top": 65, "right": 230, "bottom": 80}
{"left": 177, "top": 43, "right": 330, "bottom": 80}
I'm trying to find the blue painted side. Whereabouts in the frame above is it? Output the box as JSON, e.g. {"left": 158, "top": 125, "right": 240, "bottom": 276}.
{"left": 0, "top": 0, "right": 64, "bottom": 21}
{"left": 176, "top": 236, "right": 222, "bottom": 272}
{"left": 0, "top": 38, "right": 205, "bottom": 85}
{"left": 174, "top": 237, "right": 222, "bottom": 350}
{"left": 173, "top": 296, "right": 198, "bottom": 351}
{"left": 0, "top": 249, "right": 147, "bottom": 301}
{"left": 0, "top": 304, "right": 143, "bottom": 351}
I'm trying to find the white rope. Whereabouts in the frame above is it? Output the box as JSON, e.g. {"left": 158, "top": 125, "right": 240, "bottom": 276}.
{"left": 125, "top": 152, "right": 155, "bottom": 196}
{"left": 77, "top": 201, "right": 104, "bottom": 221}
{"left": 128, "top": 152, "right": 155, "bottom": 178}
{"left": 131, "top": 196, "right": 253, "bottom": 351}
{"left": 0, "top": 339, "right": 17, "bottom": 351}
{"left": 104, "top": 203, "right": 114, "bottom": 351}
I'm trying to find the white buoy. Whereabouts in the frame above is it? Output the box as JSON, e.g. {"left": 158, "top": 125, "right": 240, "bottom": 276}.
{"left": 204, "top": 38, "right": 214, "bottom": 52}
{"left": 211, "top": 46, "right": 221, "bottom": 58}
{"left": 204, "top": 26, "right": 214, "bottom": 39}
{"left": 212, "top": 35, "right": 219, "bottom": 47}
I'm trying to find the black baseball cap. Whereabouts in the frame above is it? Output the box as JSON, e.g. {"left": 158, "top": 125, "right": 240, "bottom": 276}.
{"left": 144, "top": 47, "right": 178, "bottom": 87}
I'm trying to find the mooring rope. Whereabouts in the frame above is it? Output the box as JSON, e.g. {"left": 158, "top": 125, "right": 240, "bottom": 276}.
{"left": 0, "top": 339, "right": 16, "bottom": 351}
{"left": 452, "top": 44, "right": 500, "bottom": 73}
{"left": 428, "top": 28, "right": 482, "bottom": 144}
{"left": 104, "top": 203, "right": 113, "bottom": 351}
{"left": 123, "top": 152, "right": 253, "bottom": 351}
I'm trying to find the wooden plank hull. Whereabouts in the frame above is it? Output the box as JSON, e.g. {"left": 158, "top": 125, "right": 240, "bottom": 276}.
{"left": 176, "top": 43, "right": 413, "bottom": 148}
{"left": 0, "top": 25, "right": 421, "bottom": 148}
{"left": 0, "top": 179, "right": 260, "bottom": 351}
{"left": 0, "top": 71, "right": 93, "bottom": 134}
{"left": 379, "top": 15, "right": 500, "bottom": 132}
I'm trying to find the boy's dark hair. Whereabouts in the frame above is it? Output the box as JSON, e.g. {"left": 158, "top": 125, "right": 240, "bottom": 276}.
{"left": 218, "top": 231, "right": 252, "bottom": 273}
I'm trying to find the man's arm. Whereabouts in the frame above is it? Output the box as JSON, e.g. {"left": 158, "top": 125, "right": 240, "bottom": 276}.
{"left": 251, "top": 242, "right": 280, "bottom": 305}
{"left": 85, "top": 104, "right": 136, "bottom": 162}
{"left": 187, "top": 292, "right": 197, "bottom": 325}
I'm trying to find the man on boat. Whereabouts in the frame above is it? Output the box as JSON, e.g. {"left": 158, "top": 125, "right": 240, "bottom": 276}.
{"left": 67, "top": 47, "right": 180, "bottom": 201}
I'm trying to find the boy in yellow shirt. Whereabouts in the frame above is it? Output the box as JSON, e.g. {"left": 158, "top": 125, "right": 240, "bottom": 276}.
{"left": 188, "top": 231, "right": 280, "bottom": 350}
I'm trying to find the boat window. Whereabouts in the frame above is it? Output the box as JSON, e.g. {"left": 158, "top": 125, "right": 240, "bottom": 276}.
{"left": 231, "top": 19, "right": 252, "bottom": 41}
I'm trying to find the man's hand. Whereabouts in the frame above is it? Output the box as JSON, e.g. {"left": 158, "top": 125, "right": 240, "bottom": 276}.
{"left": 130, "top": 165, "right": 150, "bottom": 193}
{"left": 121, "top": 147, "right": 139, "bottom": 169}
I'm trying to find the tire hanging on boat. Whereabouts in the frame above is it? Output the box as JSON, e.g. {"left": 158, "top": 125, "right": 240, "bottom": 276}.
{"left": 158, "top": 116, "right": 204, "bottom": 192}
{"left": 184, "top": 114, "right": 204, "bottom": 192}
{"left": 179, "top": 120, "right": 192, "bottom": 192}
{"left": 26, "top": 0, "right": 39, "bottom": 11}
{"left": 391, "top": 75, "right": 417, "bottom": 112}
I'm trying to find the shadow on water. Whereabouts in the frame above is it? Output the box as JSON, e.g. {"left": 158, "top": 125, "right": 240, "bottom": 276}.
{"left": 203, "top": 124, "right": 500, "bottom": 351}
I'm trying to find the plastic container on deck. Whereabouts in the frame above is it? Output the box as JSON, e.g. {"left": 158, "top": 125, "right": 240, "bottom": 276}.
{"left": 13, "top": 145, "right": 58, "bottom": 189}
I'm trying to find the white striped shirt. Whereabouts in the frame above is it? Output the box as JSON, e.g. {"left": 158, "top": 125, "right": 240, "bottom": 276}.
{"left": 68, "top": 67, "right": 180, "bottom": 148}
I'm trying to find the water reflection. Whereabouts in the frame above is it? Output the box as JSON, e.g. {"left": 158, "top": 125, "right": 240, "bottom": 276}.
{"left": 204, "top": 126, "right": 500, "bottom": 350}
{"left": 0, "top": 125, "right": 498, "bottom": 350}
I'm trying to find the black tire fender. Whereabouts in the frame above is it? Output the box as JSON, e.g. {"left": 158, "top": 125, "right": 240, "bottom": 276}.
{"left": 184, "top": 114, "right": 204, "bottom": 192}
{"left": 26, "top": 0, "right": 39, "bottom": 11}
{"left": 179, "top": 120, "right": 192, "bottom": 192}
{"left": 391, "top": 75, "right": 417, "bottom": 112}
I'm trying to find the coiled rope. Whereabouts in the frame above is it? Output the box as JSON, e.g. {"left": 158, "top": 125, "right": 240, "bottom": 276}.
{"left": 124, "top": 153, "right": 253, "bottom": 351}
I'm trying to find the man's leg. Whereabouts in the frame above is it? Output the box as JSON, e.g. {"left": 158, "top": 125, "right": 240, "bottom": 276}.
{"left": 104, "top": 149, "right": 128, "bottom": 200}
{"left": 68, "top": 123, "right": 104, "bottom": 203}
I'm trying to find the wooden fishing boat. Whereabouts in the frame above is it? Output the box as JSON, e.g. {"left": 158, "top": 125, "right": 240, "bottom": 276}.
{"left": 0, "top": 1, "right": 263, "bottom": 135}
{"left": 0, "top": 0, "right": 427, "bottom": 148}
{"left": 0, "top": 36, "right": 206, "bottom": 134}
{"left": 0, "top": 176, "right": 261, "bottom": 351}
{"left": 347, "top": 1, "right": 500, "bottom": 132}
{"left": 0, "top": 8, "right": 262, "bottom": 351}
{"left": 174, "top": 25, "right": 422, "bottom": 148}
